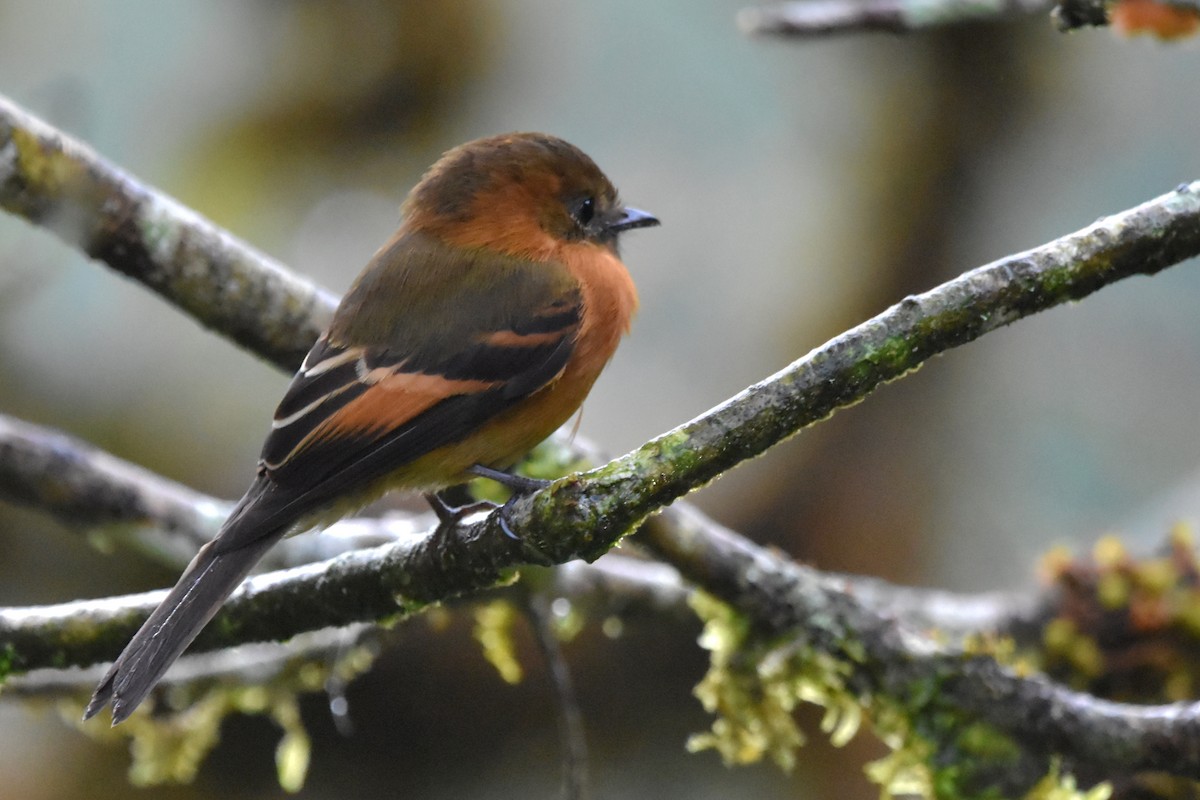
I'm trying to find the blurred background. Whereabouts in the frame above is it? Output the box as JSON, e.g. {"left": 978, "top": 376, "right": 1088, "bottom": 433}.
{"left": 1, "top": 1, "right": 1199, "bottom": 798}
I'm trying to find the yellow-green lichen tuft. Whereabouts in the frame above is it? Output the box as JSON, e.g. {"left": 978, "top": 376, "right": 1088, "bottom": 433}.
{"left": 68, "top": 639, "right": 377, "bottom": 792}
{"left": 1024, "top": 760, "right": 1111, "bottom": 800}
{"left": 686, "top": 591, "right": 860, "bottom": 772}
{"left": 473, "top": 600, "right": 524, "bottom": 684}
{"left": 11, "top": 127, "right": 85, "bottom": 196}
{"left": 1039, "top": 524, "right": 1200, "bottom": 701}
{"left": 863, "top": 710, "right": 934, "bottom": 800}
{"left": 0, "top": 644, "right": 15, "bottom": 683}
{"left": 685, "top": 592, "right": 1074, "bottom": 799}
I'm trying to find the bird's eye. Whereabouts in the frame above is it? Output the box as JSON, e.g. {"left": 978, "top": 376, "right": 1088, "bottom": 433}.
{"left": 575, "top": 196, "right": 595, "bottom": 227}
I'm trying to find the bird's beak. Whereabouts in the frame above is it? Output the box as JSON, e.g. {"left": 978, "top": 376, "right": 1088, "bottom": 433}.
{"left": 608, "top": 206, "right": 660, "bottom": 233}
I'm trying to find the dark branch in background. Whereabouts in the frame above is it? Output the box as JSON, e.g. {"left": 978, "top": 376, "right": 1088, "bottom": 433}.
{"left": 4, "top": 95, "right": 1200, "bottom": 783}
{"left": 0, "top": 412, "right": 410, "bottom": 570}
{"left": 739, "top": 0, "right": 1054, "bottom": 36}
{"left": 0, "top": 94, "right": 336, "bottom": 372}
{"left": 822, "top": 569, "right": 1049, "bottom": 642}
{"left": 0, "top": 413, "right": 227, "bottom": 566}
{"left": 4, "top": 624, "right": 378, "bottom": 700}
{"left": 640, "top": 506, "right": 1200, "bottom": 785}
{"left": 740, "top": 0, "right": 1200, "bottom": 36}
{"left": 524, "top": 592, "right": 589, "bottom": 800}
{"left": 1051, "top": 0, "right": 1109, "bottom": 28}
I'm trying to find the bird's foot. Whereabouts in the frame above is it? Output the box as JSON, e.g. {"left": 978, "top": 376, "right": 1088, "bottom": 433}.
{"left": 426, "top": 468, "right": 553, "bottom": 563}
{"left": 424, "top": 491, "right": 497, "bottom": 530}
{"left": 423, "top": 490, "right": 530, "bottom": 544}
{"left": 466, "top": 464, "right": 552, "bottom": 493}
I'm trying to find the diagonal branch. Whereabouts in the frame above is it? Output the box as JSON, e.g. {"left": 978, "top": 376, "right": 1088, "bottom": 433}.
{"left": 0, "top": 94, "right": 336, "bottom": 372}
{"left": 0, "top": 412, "right": 409, "bottom": 569}
{"left": 502, "top": 179, "right": 1200, "bottom": 563}
{"left": 0, "top": 413, "right": 227, "bottom": 565}
{"left": 7, "top": 93, "right": 1197, "bottom": 548}
{"left": 640, "top": 504, "right": 1200, "bottom": 782}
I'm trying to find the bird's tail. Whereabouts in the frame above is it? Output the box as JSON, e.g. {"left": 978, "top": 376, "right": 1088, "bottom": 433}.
{"left": 84, "top": 485, "right": 289, "bottom": 724}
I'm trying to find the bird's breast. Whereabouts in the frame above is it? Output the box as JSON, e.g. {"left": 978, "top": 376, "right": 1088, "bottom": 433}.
{"left": 558, "top": 242, "right": 638, "bottom": 361}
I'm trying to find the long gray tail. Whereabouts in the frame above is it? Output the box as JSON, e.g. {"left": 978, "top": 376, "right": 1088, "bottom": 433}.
{"left": 84, "top": 507, "right": 286, "bottom": 724}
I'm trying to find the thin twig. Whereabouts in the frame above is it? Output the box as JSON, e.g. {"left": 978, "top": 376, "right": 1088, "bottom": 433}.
{"left": 5, "top": 624, "right": 378, "bottom": 700}
{"left": 739, "top": 0, "right": 1054, "bottom": 36}
{"left": 524, "top": 592, "right": 589, "bottom": 800}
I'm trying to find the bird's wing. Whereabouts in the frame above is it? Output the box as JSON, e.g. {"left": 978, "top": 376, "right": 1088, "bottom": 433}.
{"left": 214, "top": 239, "right": 582, "bottom": 551}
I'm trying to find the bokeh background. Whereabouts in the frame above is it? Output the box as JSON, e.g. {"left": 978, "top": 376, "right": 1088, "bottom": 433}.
{"left": 2, "top": 2, "right": 1199, "bottom": 798}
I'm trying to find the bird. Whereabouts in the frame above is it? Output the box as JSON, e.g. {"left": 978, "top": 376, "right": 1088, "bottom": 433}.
{"left": 84, "top": 132, "right": 659, "bottom": 724}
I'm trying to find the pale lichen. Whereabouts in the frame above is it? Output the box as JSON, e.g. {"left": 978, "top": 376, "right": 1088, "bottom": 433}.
{"left": 65, "top": 641, "right": 376, "bottom": 792}
{"left": 684, "top": 591, "right": 1111, "bottom": 799}
{"left": 472, "top": 600, "right": 524, "bottom": 685}
{"left": 686, "top": 591, "right": 848, "bottom": 771}
{"left": 1024, "top": 761, "right": 1112, "bottom": 800}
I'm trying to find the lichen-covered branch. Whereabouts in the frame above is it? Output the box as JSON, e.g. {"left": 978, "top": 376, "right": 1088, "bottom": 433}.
{"left": 0, "top": 405, "right": 1035, "bottom": 642}
{"left": 0, "top": 412, "right": 414, "bottom": 570}
{"left": 5, "top": 94, "right": 1200, "bottom": 568}
{"left": 641, "top": 505, "right": 1200, "bottom": 789}
{"left": 738, "top": 0, "right": 1054, "bottom": 36}
{"left": 3, "top": 624, "right": 378, "bottom": 700}
{"left": 504, "top": 180, "right": 1200, "bottom": 564}
{"left": 740, "top": 0, "right": 1200, "bottom": 36}
{"left": 0, "top": 543, "right": 689, "bottom": 681}
{"left": 0, "top": 412, "right": 228, "bottom": 565}
{"left": 2, "top": 555, "right": 681, "bottom": 702}
{"left": 0, "top": 94, "right": 336, "bottom": 371}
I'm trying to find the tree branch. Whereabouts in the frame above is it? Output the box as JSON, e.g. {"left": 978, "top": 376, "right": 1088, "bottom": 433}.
{"left": 0, "top": 413, "right": 227, "bottom": 565}
{"left": 2, "top": 624, "right": 378, "bottom": 700}
{"left": 0, "top": 94, "right": 336, "bottom": 372}
{"left": 501, "top": 179, "right": 1200, "bottom": 565}
{"left": 738, "top": 0, "right": 1054, "bottom": 36}
{"left": 2, "top": 555, "right": 681, "bottom": 702}
{"left": 640, "top": 504, "right": 1200, "bottom": 785}
{"left": 0, "top": 412, "right": 413, "bottom": 569}
{"left": 7, "top": 93, "right": 1196, "bottom": 561}
{"left": 0, "top": 405, "right": 1039, "bottom": 642}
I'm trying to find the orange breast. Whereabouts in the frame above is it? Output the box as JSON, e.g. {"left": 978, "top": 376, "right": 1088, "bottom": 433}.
{"left": 393, "top": 240, "right": 637, "bottom": 487}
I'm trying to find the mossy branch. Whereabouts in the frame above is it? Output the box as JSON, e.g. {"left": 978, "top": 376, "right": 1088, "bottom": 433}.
{"left": 642, "top": 505, "right": 1200, "bottom": 788}
{"left": 0, "top": 412, "right": 407, "bottom": 570}
{"left": 738, "top": 0, "right": 1200, "bottom": 36}
{"left": 506, "top": 178, "right": 1200, "bottom": 562}
{"left": 739, "top": 0, "right": 1054, "bottom": 36}
{"left": 0, "top": 94, "right": 336, "bottom": 372}
{"left": 5, "top": 94, "right": 1199, "bottom": 564}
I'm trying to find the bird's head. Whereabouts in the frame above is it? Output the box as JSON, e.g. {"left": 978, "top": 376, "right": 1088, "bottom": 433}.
{"left": 402, "top": 133, "right": 659, "bottom": 260}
